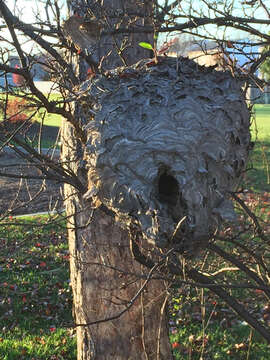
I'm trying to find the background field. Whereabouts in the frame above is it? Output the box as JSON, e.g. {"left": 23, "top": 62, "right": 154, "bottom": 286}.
{"left": 248, "top": 104, "right": 270, "bottom": 192}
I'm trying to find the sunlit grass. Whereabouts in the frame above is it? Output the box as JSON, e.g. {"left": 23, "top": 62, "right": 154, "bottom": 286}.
{"left": 252, "top": 104, "right": 270, "bottom": 141}
{"left": 39, "top": 112, "right": 62, "bottom": 128}
{"left": 246, "top": 104, "right": 270, "bottom": 192}
{"left": 0, "top": 93, "right": 62, "bottom": 127}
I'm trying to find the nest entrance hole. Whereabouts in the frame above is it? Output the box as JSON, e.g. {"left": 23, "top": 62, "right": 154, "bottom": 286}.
{"left": 158, "top": 171, "right": 179, "bottom": 206}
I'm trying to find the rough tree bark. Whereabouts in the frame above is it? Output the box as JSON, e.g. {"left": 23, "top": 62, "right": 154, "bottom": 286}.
{"left": 62, "top": 1, "right": 173, "bottom": 359}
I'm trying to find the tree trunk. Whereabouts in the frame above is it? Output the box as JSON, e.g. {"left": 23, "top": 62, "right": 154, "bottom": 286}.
{"left": 62, "top": 1, "right": 173, "bottom": 359}
{"left": 62, "top": 132, "right": 173, "bottom": 360}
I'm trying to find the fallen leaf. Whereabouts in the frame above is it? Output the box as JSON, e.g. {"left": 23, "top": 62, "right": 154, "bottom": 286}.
{"left": 21, "top": 348, "right": 27, "bottom": 355}
{"left": 235, "top": 342, "right": 246, "bottom": 350}
{"left": 45, "top": 307, "right": 51, "bottom": 316}
{"left": 255, "top": 289, "right": 263, "bottom": 294}
{"left": 49, "top": 326, "right": 56, "bottom": 332}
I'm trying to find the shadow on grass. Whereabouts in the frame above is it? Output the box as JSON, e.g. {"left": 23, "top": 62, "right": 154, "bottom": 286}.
{"left": 0, "top": 216, "right": 76, "bottom": 360}
{"left": 28, "top": 122, "right": 60, "bottom": 147}
{"left": 0, "top": 121, "right": 60, "bottom": 149}
{"left": 245, "top": 140, "right": 270, "bottom": 192}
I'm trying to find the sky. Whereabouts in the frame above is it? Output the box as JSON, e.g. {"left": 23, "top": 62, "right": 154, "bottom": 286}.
{"left": 1, "top": 0, "right": 66, "bottom": 53}
{"left": 4, "top": 0, "right": 47, "bottom": 23}
{"left": 3, "top": 0, "right": 270, "bottom": 27}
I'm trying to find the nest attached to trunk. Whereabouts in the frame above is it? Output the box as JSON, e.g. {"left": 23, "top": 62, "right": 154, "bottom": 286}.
{"left": 82, "top": 57, "right": 251, "bottom": 256}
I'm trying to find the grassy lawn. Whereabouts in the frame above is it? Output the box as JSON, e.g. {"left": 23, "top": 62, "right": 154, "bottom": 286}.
{"left": 40, "top": 112, "right": 62, "bottom": 128}
{"left": 0, "top": 93, "right": 62, "bottom": 149}
{"left": 1, "top": 215, "right": 270, "bottom": 359}
{"left": 169, "top": 291, "right": 270, "bottom": 359}
{"left": 253, "top": 105, "right": 270, "bottom": 140}
{"left": 244, "top": 104, "right": 270, "bottom": 192}
{"left": 0, "top": 93, "right": 62, "bottom": 125}
{"left": 0, "top": 216, "right": 76, "bottom": 360}
{"left": 169, "top": 232, "right": 270, "bottom": 360}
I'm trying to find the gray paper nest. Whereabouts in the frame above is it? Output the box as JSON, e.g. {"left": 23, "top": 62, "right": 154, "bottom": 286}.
{"left": 82, "top": 57, "right": 251, "bottom": 255}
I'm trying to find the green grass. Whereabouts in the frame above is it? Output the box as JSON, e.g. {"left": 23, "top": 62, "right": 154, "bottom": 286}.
{"left": 245, "top": 104, "right": 270, "bottom": 192}
{"left": 34, "top": 93, "right": 63, "bottom": 128}
{"left": 1, "top": 214, "right": 270, "bottom": 360}
{"left": 169, "top": 288, "right": 270, "bottom": 359}
{"left": 40, "top": 112, "right": 62, "bottom": 128}
{"left": 253, "top": 105, "right": 270, "bottom": 141}
{"left": 0, "top": 93, "right": 62, "bottom": 149}
{"left": 0, "top": 216, "right": 76, "bottom": 360}
{"left": 0, "top": 93, "right": 62, "bottom": 125}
